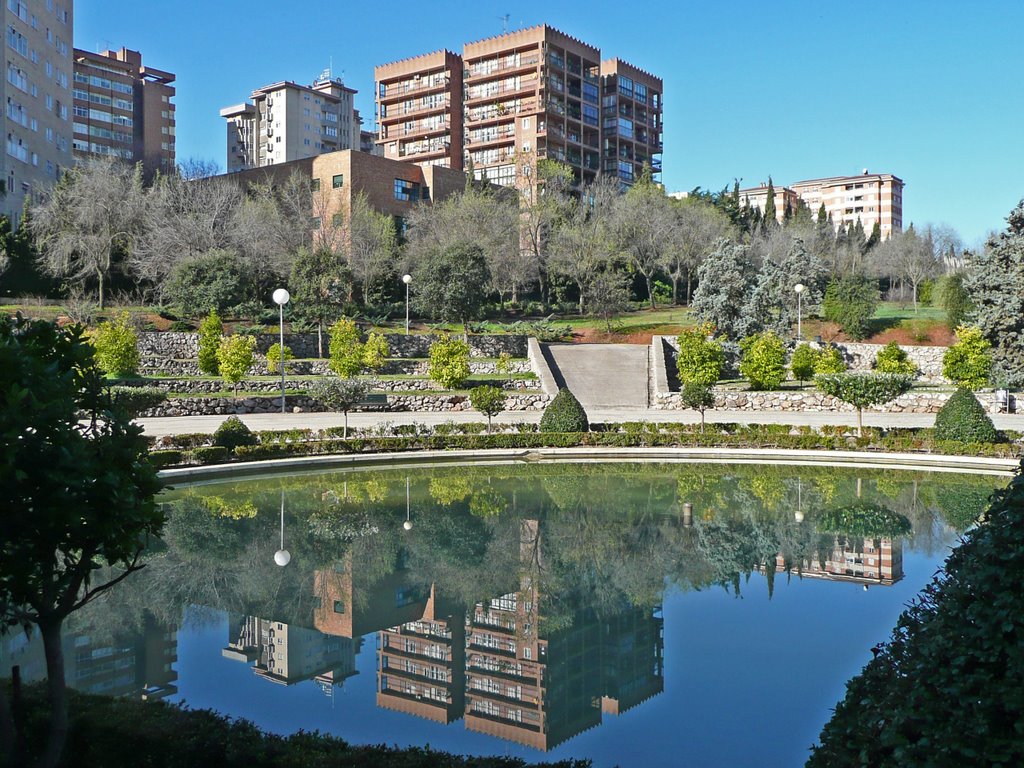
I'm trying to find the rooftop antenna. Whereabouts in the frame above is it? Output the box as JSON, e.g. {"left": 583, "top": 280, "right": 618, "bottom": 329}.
{"left": 499, "top": 13, "right": 510, "bottom": 33}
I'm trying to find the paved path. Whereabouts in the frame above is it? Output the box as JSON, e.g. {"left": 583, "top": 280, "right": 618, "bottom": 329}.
{"left": 137, "top": 407, "right": 1024, "bottom": 438}
{"left": 543, "top": 343, "right": 649, "bottom": 408}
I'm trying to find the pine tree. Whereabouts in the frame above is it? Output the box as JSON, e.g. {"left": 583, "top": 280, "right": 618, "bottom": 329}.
{"left": 816, "top": 202, "right": 828, "bottom": 226}
{"left": 865, "top": 221, "right": 882, "bottom": 251}
{"left": 850, "top": 218, "right": 867, "bottom": 253}
{"left": 691, "top": 239, "right": 759, "bottom": 340}
{"left": 763, "top": 177, "right": 777, "bottom": 226}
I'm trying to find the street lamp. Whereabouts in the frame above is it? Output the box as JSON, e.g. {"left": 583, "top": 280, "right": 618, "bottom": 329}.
{"left": 402, "top": 274, "right": 412, "bottom": 336}
{"left": 274, "top": 489, "right": 291, "bottom": 567}
{"left": 272, "top": 288, "right": 290, "bottom": 414}
{"left": 794, "top": 283, "right": 806, "bottom": 341}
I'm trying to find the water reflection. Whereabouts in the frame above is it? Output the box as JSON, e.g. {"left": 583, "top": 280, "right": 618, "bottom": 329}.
{"left": 1, "top": 464, "right": 1003, "bottom": 758}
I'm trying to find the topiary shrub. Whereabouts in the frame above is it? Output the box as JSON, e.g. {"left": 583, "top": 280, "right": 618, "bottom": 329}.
{"left": 934, "top": 388, "right": 999, "bottom": 443}
{"left": 539, "top": 388, "right": 588, "bottom": 432}
{"left": 212, "top": 416, "right": 257, "bottom": 452}
{"left": 815, "top": 345, "right": 848, "bottom": 374}
{"left": 190, "top": 446, "right": 231, "bottom": 465}
{"left": 107, "top": 385, "right": 167, "bottom": 418}
{"left": 942, "top": 325, "right": 992, "bottom": 389}
{"left": 91, "top": 311, "right": 140, "bottom": 377}
{"left": 815, "top": 372, "right": 913, "bottom": 435}
{"left": 469, "top": 384, "right": 506, "bottom": 433}
{"left": 197, "top": 310, "right": 223, "bottom": 376}
{"left": 874, "top": 341, "right": 917, "bottom": 376}
{"left": 266, "top": 342, "right": 293, "bottom": 375}
{"left": 676, "top": 323, "right": 724, "bottom": 385}
{"left": 428, "top": 335, "right": 471, "bottom": 390}
{"left": 739, "top": 331, "right": 787, "bottom": 390}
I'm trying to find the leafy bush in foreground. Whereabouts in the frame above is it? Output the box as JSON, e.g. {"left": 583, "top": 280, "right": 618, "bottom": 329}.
{"left": 934, "top": 387, "right": 999, "bottom": 443}
{"left": 808, "top": 462, "right": 1024, "bottom": 767}
{"left": 539, "top": 388, "right": 589, "bottom": 432}
{"left": 212, "top": 416, "right": 257, "bottom": 451}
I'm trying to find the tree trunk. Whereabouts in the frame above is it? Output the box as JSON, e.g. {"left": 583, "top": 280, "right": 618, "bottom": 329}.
{"left": 857, "top": 407, "right": 863, "bottom": 437}
{"left": 317, "top": 322, "right": 323, "bottom": 359}
{"left": 343, "top": 409, "right": 348, "bottom": 439}
{"left": 39, "top": 618, "right": 68, "bottom": 768}
{"left": 645, "top": 274, "right": 656, "bottom": 310}
{"left": 97, "top": 270, "right": 105, "bottom": 310}
{"left": 671, "top": 275, "right": 679, "bottom": 306}
{"left": 685, "top": 268, "right": 693, "bottom": 305}
{"left": 700, "top": 410, "right": 705, "bottom": 434}
{"left": 486, "top": 414, "right": 492, "bottom": 434}
{"left": 0, "top": 681, "right": 16, "bottom": 768}
{"left": 577, "top": 282, "right": 585, "bottom": 315}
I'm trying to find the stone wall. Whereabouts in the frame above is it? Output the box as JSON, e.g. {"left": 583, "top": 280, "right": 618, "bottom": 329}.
{"left": 651, "top": 387, "right": 1003, "bottom": 414}
{"left": 140, "top": 391, "right": 550, "bottom": 417}
{"left": 137, "top": 357, "right": 532, "bottom": 378}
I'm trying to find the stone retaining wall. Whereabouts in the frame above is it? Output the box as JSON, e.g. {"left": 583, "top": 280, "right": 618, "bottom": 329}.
{"left": 123, "top": 376, "right": 540, "bottom": 395}
{"left": 651, "top": 387, "right": 1004, "bottom": 414}
{"left": 137, "top": 356, "right": 531, "bottom": 377}
{"left": 140, "top": 391, "right": 550, "bottom": 417}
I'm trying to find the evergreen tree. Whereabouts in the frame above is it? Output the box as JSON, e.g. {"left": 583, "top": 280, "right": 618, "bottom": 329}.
{"left": 783, "top": 198, "right": 793, "bottom": 224}
{"left": 748, "top": 238, "right": 829, "bottom": 336}
{"left": 850, "top": 218, "right": 867, "bottom": 253}
{"left": 691, "top": 238, "right": 758, "bottom": 340}
{"left": 865, "top": 221, "right": 882, "bottom": 251}
{"left": 816, "top": 203, "right": 828, "bottom": 226}
{"left": 763, "top": 177, "right": 777, "bottom": 227}
{"left": 792, "top": 199, "right": 813, "bottom": 227}
{"left": 962, "top": 199, "right": 1024, "bottom": 385}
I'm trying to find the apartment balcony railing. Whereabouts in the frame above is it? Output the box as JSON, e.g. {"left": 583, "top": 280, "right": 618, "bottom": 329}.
{"left": 384, "top": 98, "right": 451, "bottom": 121}
{"left": 466, "top": 54, "right": 541, "bottom": 81}
{"left": 466, "top": 98, "right": 538, "bottom": 124}
{"left": 466, "top": 128, "right": 516, "bottom": 145}
{"left": 379, "top": 76, "right": 450, "bottom": 103}
{"left": 465, "top": 79, "right": 537, "bottom": 104}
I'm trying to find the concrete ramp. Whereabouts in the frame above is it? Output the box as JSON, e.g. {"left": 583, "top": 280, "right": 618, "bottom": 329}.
{"left": 542, "top": 343, "right": 649, "bottom": 409}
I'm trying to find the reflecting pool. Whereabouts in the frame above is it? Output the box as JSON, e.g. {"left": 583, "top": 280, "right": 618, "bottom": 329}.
{"left": 1, "top": 462, "right": 1008, "bottom": 767}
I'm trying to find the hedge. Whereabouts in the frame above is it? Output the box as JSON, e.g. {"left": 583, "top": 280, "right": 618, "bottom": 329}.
{"left": 934, "top": 388, "right": 1000, "bottom": 443}
{"left": 191, "top": 446, "right": 231, "bottom": 465}
{"left": 148, "top": 449, "right": 184, "bottom": 468}
{"left": 808, "top": 461, "right": 1024, "bottom": 767}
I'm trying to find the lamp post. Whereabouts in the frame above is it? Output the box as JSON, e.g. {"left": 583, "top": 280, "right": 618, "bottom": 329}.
{"left": 272, "top": 288, "right": 290, "bottom": 414}
{"left": 794, "top": 283, "right": 806, "bottom": 341}
{"left": 274, "top": 489, "right": 291, "bottom": 567}
{"left": 402, "top": 274, "right": 412, "bottom": 335}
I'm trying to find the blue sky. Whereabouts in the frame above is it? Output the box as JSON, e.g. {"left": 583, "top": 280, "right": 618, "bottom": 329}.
{"left": 76, "top": 0, "right": 1023, "bottom": 244}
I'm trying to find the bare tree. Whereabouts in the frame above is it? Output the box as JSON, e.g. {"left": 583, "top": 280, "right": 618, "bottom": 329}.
{"left": 516, "top": 156, "right": 574, "bottom": 305}
{"left": 32, "top": 157, "right": 144, "bottom": 308}
{"left": 873, "top": 225, "right": 940, "bottom": 310}
{"left": 346, "top": 193, "right": 397, "bottom": 304}
{"left": 614, "top": 177, "right": 678, "bottom": 309}
{"left": 664, "top": 199, "right": 735, "bottom": 304}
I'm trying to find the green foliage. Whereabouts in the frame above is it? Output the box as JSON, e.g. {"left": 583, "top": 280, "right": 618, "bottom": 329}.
{"left": 495, "top": 352, "right": 513, "bottom": 377}
{"left": 0, "top": 315, "right": 163, "bottom": 766}
{"left": 428, "top": 335, "right": 471, "bottom": 390}
{"left": 790, "top": 343, "right": 818, "bottom": 384}
{"left": 675, "top": 323, "right": 724, "bottom": 385}
{"left": 739, "top": 331, "right": 787, "bottom": 390}
{"left": 539, "top": 388, "right": 589, "bottom": 432}
{"left": 808, "top": 467, "right": 1024, "bottom": 767}
{"left": 815, "top": 503, "right": 912, "bottom": 538}
{"left": 934, "top": 272, "right": 973, "bottom": 331}
{"left": 191, "top": 446, "right": 230, "bottom": 465}
{"left": 412, "top": 242, "right": 491, "bottom": 329}
{"left": 328, "top": 318, "right": 366, "bottom": 378}
{"left": 309, "top": 377, "right": 369, "bottom": 413}
{"left": 166, "top": 249, "right": 249, "bottom": 316}
{"left": 822, "top": 276, "right": 879, "bottom": 340}
{"left": 216, "top": 334, "right": 256, "bottom": 392}
{"left": 148, "top": 449, "right": 184, "bottom": 468}
{"left": 106, "top": 385, "right": 167, "bottom": 418}
{"left": 874, "top": 341, "right": 917, "bottom": 376}
{"left": 91, "top": 311, "right": 140, "bottom": 377}
{"left": 814, "top": 345, "right": 847, "bottom": 374}
{"left": 362, "top": 332, "right": 390, "bottom": 372}
{"left": 266, "top": 342, "right": 293, "bottom": 375}
{"left": 934, "top": 388, "right": 999, "bottom": 443}
{"left": 197, "top": 310, "right": 222, "bottom": 376}
{"left": 942, "top": 325, "right": 992, "bottom": 389}
{"left": 680, "top": 383, "right": 715, "bottom": 432}
{"left": 815, "top": 372, "right": 913, "bottom": 410}
{"left": 691, "top": 239, "right": 757, "bottom": 340}
{"left": 212, "top": 416, "right": 257, "bottom": 451}
{"left": 469, "top": 385, "right": 506, "bottom": 431}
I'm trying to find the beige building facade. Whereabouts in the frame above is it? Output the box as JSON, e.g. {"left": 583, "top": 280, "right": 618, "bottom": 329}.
{"left": 790, "top": 171, "right": 904, "bottom": 238}
{"left": 738, "top": 182, "right": 801, "bottom": 223}
{"left": 72, "top": 47, "right": 176, "bottom": 178}
{"left": 2, "top": 0, "right": 74, "bottom": 221}
{"left": 373, "top": 26, "right": 663, "bottom": 191}
{"left": 221, "top": 75, "right": 360, "bottom": 173}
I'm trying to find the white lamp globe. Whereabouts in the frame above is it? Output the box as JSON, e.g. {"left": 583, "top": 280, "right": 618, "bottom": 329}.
{"left": 794, "top": 510, "right": 804, "bottom": 523}
{"left": 402, "top": 274, "right": 412, "bottom": 285}
{"left": 794, "top": 283, "right": 806, "bottom": 294}
{"left": 274, "top": 549, "right": 291, "bottom": 567}
{"left": 273, "top": 288, "right": 290, "bottom": 306}
{"left": 403, "top": 520, "right": 413, "bottom": 531}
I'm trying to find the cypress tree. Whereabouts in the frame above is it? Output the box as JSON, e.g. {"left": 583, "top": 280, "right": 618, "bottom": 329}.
{"left": 866, "top": 221, "right": 882, "bottom": 251}
{"left": 763, "top": 177, "right": 777, "bottom": 226}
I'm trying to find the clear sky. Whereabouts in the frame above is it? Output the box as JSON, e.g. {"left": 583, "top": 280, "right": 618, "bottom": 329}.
{"left": 76, "top": 0, "right": 1023, "bottom": 245}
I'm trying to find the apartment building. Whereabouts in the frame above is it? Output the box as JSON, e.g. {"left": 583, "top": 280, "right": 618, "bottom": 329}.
{"left": 72, "top": 47, "right": 175, "bottom": 177}
{"left": 599, "top": 59, "right": 663, "bottom": 185}
{"left": 766, "top": 536, "right": 903, "bottom": 587}
{"left": 2, "top": 0, "right": 74, "bottom": 221}
{"left": 373, "top": 25, "right": 663, "bottom": 191}
{"left": 738, "top": 181, "right": 801, "bottom": 223}
{"left": 375, "top": 49, "right": 463, "bottom": 170}
{"left": 790, "top": 171, "right": 904, "bottom": 238}
{"left": 220, "top": 74, "right": 359, "bottom": 172}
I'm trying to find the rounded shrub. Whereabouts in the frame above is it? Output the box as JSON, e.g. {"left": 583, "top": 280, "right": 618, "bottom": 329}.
{"left": 539, "top": 388, "right": 588, "bottom": 432}
{"left": 91, "top": 311, "right": 140, "bottom": 377}
{"left": 212, "top": 415, "right": 258, "bottom": 451}
{"left": 739, "top": 331, "right": 787, "bottom": 390}
{"left": 197, "top": 310, "right": 222, "bottom": 376}
{"left": 815, "top": 345, "right": 847, "bottom": 374}
{"left": 874, "top": 341, "right": 917, "bottom": 375}
{"left": 790, "top": 343, "right": 819, "bottom": 384}
{"left": 934, "top": 388, "right": 999, "bottom": 443}
{"left": 942, "top": 325, "right": 992, "bottom": 389}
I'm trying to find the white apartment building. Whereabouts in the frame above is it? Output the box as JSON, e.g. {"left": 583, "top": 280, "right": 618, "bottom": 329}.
{"left": 220, "top": 73, "right": 360, "bottom": 173}
{"left": 2, "top": 0, "right": 75, "bottom": 222}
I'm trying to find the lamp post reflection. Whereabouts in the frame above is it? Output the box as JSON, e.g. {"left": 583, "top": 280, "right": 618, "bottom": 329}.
{"left": 274, "top": 489, "right": 291, "bottom": 566}
{"left": 794, "top": 478, "right": 804, "bottom": 522}
{"left": 403, "top": 477, "right": 413, "bottom": 531}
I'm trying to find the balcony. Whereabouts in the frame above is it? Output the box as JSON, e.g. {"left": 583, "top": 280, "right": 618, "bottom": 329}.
{"left": 466, "top": 98, "right": 537, "bottom": 125}
{"left": 466, "top": 128, "right": 516, "bottom": 146}
{"left": 465, "top": 78, "right": 537, "bottom": 105}
{"left": 466, "top": 54, "right": 541, "bottom": 82}
{"left": 379, "top": 76, "right": 450, "bottom": 103}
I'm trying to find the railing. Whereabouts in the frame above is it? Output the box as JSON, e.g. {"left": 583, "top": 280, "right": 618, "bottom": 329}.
{"left": 380, "top": 76, "right": 450, "bottom": 101}
{"left": 466, "top": 54, "right": 541, "bottom": 79}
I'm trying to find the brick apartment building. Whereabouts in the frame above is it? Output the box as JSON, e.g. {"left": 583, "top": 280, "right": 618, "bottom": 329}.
{"left": 72, "top": 47, "right": 175, "bottom": 178}
{"left": 373, "top": 25, "right": 663, "bottom": 192}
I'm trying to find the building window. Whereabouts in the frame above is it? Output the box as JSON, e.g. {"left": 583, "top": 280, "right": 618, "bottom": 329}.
{"left": 332, "top": 212, "right": 344, "bottom": 226}
{"left": 311, "top": 178, "right": 320, "bottom": 191}
{"left": 332, "top": 173, "right": 344, "bottom": 189}
{"left": 393, "top": 178, "right": 419, "bottom": 201}
{"left": 333, "top": 600, "right": 345, "bottom": 614}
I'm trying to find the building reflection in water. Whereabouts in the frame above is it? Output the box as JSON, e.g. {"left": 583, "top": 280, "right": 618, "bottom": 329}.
{"left": 765, "top": 537, "right": 904, "bottom": 587}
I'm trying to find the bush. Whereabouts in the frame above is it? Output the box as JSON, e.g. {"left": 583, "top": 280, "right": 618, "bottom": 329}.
{"left": 328, "top": 318, "right": 365, "bottom": 378}
{"left": 309, "top": 377, "right": 369, "bottom": 438}
{"left": 266, "top": 342, "right": 293, "bottom": 375}
{"left": 190, "top": 446, "right": 231, "bottom": 465}
{"left": 680, "top": 382, "right": 715, "bottom": 432}
{"left": 874, "top": 341, "right": 917, "bottom": 376}
{"left": 362, "top": 332, "right": 390, "bottom": 372}
{"left": 469, "top": 385, "right": 506, "bottom": 432}
{"left": 107, "top": 385, "right": 167, "bottom": 417}
{"left": 539, "top": 388, "right": 589, "bottom": 432}
{"left": 790, "top": 343, "right": 818, "bottom": 385}
{"left": 934, "top": 388, "right": 999, "bottom": 443}
{"left": 428, "top": 335, "right": 471, "bottom": 390}
{"left": 815, "top": 372, "right": 913, "bottom": 434}
{"left": 675, "top": 323, "right": 724, "bottom": 385}
{"left": 165, "top": 249, "right": 248, "bottom": 316}
{"left": 197, "top": 310, "right": 223, "bottom": 375}
{"left": 808, "top": 467, "right": 1024, "bottom": 767}
{"left": 168, "top": 320, "right": 193, "bottom": 332}
{"left": 815, "top": 345, "right": 847, "bottom": 374}
{"left": 217, "top": 334, "right": 256, "bottom": 393}
{"left": 934, "top": 272, "right": 973, "bottom": 331}
{"left": 943, "top": 325, "right": 992, "bottom": 389}
{"left": 822, "top": 276, "right": 879, "bottom": 340}
{"left": 91, "top": 311, "right": 139, "bottom": 377}
{"left": 212, "top": 416, "right": 258, "bottom": 451}
{"left": 148, "top": 449, "right": 183, "bottom": 468}
{"left": 739, "top": 331, "right": 787, "bottom": 390}
{"left": 815, "top": 503, "right": 913, "bottom": 538}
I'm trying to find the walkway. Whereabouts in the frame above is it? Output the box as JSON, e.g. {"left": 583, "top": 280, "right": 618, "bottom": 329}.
{"left": 137, "top": 407, "right": 1024, "bottom": 438}
{"left": 543, "top": 343, "right": 649, "bottom": 408}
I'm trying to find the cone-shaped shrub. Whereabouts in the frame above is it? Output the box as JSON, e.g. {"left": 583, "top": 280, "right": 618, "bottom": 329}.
{"left": 539, "top": 387, "right": 589, "bottom": 432}
{"left": 934, "top": 388, "right": 999, "bottom": 443}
